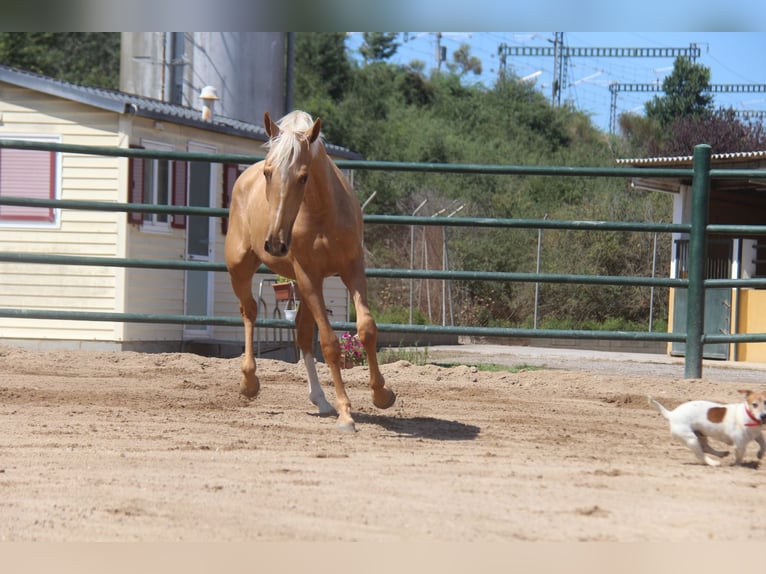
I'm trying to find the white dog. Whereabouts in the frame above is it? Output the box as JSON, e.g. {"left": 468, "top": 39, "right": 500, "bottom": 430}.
{"left": 649, "top": 390, "right": 766, "bottom": 467}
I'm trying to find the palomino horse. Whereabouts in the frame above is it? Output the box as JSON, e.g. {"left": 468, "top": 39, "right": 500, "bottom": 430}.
{"left": 225, "top": 110, "right": 396, "bottom": 431}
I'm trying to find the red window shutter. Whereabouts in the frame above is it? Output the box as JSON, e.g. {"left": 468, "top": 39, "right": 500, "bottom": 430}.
{"left": 222, "top": 163, "right": 240, "bottom": 235}
{"left": 171, "top": 160, "right": 187, "bottom": 229}
{"left": 0, "top": 148, "right": 55, "bottom": 222}
{"left": 127, "top": 149, "right": 144, "bottom": 224}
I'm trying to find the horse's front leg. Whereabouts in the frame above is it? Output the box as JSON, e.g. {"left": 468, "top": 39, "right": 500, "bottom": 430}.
{"left": 226, "top": 254, "right": 260, "bottom": 398}
{"left": 237, "top": 297, "right": 259, "bottom": 398}
{"left": 344, "top": 270, "right": 396, "bottom": 410}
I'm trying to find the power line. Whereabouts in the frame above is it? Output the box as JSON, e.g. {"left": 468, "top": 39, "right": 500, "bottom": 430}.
{"left": 498, "top": 36, "right": 700, "bottom": 107}
{"left": 608, "top": 82, "right": 766, "bottom": 132}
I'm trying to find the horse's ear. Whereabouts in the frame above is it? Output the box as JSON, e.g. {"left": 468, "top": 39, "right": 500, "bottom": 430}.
{"left": 264, "top": 112, "right": 279, "bottom": 139}
{"left": 307, "top": 117, "right": 322, "bottom": 144}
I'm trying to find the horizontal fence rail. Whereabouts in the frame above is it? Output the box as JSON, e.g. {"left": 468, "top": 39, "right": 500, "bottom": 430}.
{"left": 0, "top": 250, "right": 689, "bottom": 286}
{"left": 0, "top": 307, "right": 690, "bottom": 342}
{"left": 2, "top": 140, "right": 766, "bottom": 378}
{"left": 0, "top": 138, "right": 694, "bottom": 177}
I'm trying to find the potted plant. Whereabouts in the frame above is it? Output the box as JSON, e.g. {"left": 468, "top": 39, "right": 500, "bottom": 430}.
{"left": 272, "top": 275, "right": 296, "bottom": 301}
{"left": 339, "top": 332, "right": 366, "bottom": 369}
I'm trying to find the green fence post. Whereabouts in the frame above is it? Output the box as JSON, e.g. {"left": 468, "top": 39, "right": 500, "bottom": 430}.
{"left": 684, "top": 144, "right": 712, "bottom": 379}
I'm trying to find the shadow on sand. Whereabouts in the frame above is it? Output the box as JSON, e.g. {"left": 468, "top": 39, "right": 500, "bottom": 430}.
{"left": 352, "top": 412, "right": 481, "bottom": 441}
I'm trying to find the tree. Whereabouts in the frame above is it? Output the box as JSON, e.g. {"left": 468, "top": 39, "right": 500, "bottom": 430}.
{"left": 0, "top": 32, "right": 120, "bottom": 89}
{"left": 294, "top": 33, "right": 352, "bottom": 104}
{"left": 645, "top": 56, "right": 714, "bottom": 128}
{"left": 660, "top": 108, "right": 766, "bottom": 156}
{"left": 290, "top": 39, "right": 671, "bottom": 329}
{"left": 617, "top": 111, "right": 663, "bottom": 157}
{"left": 359, "top": 33, "right": 399, "bottom": 63}
{"left": 449, "top": 43, "right": 482, "bottom": 78}
{"left": 293, "top": 33, "right": 353, "bottom": 136}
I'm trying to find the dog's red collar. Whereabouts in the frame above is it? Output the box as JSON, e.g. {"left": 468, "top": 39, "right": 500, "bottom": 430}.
{"left": 744, "top": 404, "right": 762, "bottom": 427}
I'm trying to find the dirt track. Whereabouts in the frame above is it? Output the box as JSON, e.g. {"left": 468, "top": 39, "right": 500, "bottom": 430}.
{"left": 2, "top": 343, "right": 766, "bottom": 542}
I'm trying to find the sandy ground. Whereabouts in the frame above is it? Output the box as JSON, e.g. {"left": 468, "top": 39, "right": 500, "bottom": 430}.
{"left": 2, "top": 342, "right": 766, "bottom": 542}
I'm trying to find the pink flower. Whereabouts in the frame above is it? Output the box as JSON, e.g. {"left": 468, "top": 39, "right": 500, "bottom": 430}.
{"left": 339, "top": 332, "right": 366, "bottom": 366}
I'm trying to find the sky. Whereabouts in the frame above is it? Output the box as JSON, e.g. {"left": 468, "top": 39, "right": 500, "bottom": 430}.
{"left": 345, "top": 32, "right": 766, "bottom": 134}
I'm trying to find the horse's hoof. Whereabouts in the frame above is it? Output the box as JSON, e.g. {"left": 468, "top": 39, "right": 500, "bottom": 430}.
{"left": 372, "top": 387, "right": 396, "bottom": 410}
{"left": 336, "top": 420, "right": 357, "bottom": 433}
{"left": 240, "top": 379, "right": 260, "bottom": 399}
{"left": 336, "top": 421, "right": 357, "bottom": 433}
{"left": 317, "top": 405, "right": 338, "bottom": 417}
{"left": 310, "top": 395, "right": 338, "bottom": 417}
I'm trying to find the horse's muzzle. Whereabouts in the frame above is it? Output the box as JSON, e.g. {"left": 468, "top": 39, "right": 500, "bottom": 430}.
{"left": 264, "top": 239, "right": 289, "bottom": 257}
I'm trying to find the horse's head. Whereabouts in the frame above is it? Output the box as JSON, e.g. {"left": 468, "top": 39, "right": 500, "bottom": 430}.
{"left": 261, "top": 110, "right": 322, "bottom": 257}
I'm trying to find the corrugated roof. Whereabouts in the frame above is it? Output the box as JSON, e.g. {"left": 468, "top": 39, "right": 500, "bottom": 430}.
{"left": 617, "top": 150, "right": 766, "bottom": 166}
{"left": 0, "top": 65, "right": 360, "bottom": 159}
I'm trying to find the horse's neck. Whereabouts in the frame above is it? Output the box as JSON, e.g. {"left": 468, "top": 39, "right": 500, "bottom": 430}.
{"left": 304, "top": 148, "right": 339, "bottom": 213}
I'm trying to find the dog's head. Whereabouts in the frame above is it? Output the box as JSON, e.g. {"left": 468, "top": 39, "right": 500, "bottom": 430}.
{"left": 739, "top": 389, "right": 766, "bottom": 423}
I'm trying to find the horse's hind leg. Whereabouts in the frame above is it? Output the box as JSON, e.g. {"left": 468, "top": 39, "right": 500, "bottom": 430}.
{"left": 295, "top": 304, "right": 336, "bottom": 417}
{"left": 295, "top": 277, "right": 355, "bottom": 431}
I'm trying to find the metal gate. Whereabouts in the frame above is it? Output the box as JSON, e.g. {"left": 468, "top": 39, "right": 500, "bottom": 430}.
{"left": 671, "top": 238, "right": 732, "bottom": 359}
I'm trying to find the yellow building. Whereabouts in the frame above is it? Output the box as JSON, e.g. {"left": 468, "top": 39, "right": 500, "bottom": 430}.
{"left": 0, "top": 65, "right": 356, "bottom": 356}
{"left": 620, "top": 150, "right": 766, "bottom": 362}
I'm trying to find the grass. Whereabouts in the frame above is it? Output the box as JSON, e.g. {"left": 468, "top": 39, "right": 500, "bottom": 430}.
{"left": 377, "top": 345, "right": 430, "bottom": 366}
{"left": 431, "top": 362, "right": 542, "bottom": 373}
{"left": 377, "top": 345, "right": 541, "bottom": 374}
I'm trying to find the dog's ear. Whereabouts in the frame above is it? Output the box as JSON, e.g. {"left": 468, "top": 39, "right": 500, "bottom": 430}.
{"left": 738, "top": 389, "right": 753, "bottom": 396}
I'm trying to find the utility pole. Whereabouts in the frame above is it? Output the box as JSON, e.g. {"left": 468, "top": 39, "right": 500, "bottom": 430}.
{"left": 550, "top": 32, "right": 565, "bottom": 106}
{"left": 409, "top": 199, "right": 428, "bottom": 325}
{"left": 435, "top": 32, "right": 446, "bottom": 72}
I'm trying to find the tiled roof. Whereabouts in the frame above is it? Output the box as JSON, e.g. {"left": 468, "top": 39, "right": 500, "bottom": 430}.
{"left": 617, "top": 150, "right": 766, "bottom": 166}
{"left": 0, "top": 65, "right": 360, "bottom": 159}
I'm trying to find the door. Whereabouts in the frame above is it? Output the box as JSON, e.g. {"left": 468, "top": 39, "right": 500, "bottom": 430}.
{"left": 183, "top": 143, "right": 216, "bottom": 338}
{"left": 671, "top": 238, "right": 732, "bottom": 359}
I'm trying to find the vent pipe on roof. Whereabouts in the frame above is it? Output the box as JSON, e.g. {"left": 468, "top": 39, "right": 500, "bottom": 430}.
{"left": 199, "top": 85, "right": 219, "bottom": 121}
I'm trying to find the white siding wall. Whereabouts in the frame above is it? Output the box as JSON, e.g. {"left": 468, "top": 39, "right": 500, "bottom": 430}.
{"left": 0, "top": 86, "right": 350, "bottom": 348}
{"left": 0, "top": 86, "right": 123, "bottom": 342}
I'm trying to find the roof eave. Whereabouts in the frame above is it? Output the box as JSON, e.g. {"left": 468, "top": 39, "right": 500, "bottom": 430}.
{"left": 0, "top": 66, "right": 126, "bottom": 114}
{"left": 0, "top": 64, "right": 363, "bottom": 159}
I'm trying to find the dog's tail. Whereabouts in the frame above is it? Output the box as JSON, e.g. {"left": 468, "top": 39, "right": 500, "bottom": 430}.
{"left": 648, "top": 396, "right": 672, "bottom": 419}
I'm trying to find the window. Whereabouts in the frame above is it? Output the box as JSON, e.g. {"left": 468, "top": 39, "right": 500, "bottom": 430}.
{"left": 751, "top": 240, "right": 766, "bottom": 281}
{"left": 0, "top": 137, "right": 59, "bottom": 225}
{"left": 142, "top": 156, "right": 172, "bottom": 228}
{"left": 128, "top": 141, "right": 186, "bottom": 230}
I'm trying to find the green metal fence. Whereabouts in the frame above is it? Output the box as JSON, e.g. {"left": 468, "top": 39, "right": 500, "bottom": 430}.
{"left": 2, "top": 140, "right": 766, "bottom": 378}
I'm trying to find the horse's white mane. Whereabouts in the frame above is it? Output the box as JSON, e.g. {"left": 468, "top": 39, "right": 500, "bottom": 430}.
{"left": 266, "top": 110, "right": 324, "bottom": 177}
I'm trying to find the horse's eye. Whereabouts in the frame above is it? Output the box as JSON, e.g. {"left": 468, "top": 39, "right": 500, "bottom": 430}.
{"left": 263, "top": 168, "right": 272, "bottom": 182}
{"left": 298, "top": 174, "right": 308, "bottom": 185}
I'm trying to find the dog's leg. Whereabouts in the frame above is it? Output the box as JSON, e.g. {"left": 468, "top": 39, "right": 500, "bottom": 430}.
{"left": 698, "top": 435, "right": 729, "bottom": 460}
{"left": 676, "top": 430, "right": 720, "bottom": 466}
{"left": 734, "top": 445, "right": 746, "bottom": 465}
{"left": 756, "top": 434, "right": 765, "bottom": 460}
